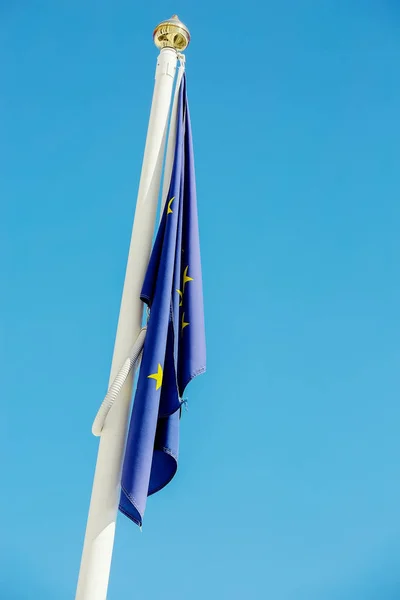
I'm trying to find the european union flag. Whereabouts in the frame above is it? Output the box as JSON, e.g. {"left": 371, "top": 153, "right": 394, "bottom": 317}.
{"left": 119, "top": 75, "right": 206, "bottom": 527}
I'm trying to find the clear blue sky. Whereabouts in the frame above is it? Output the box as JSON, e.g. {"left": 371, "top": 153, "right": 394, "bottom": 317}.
{"left": 2, "top": 2, "right": 400, "bottom": 599}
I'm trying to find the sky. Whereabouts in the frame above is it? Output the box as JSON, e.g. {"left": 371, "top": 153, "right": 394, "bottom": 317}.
{"left": 1, "top": 1, "right": 400, "bottom": 598}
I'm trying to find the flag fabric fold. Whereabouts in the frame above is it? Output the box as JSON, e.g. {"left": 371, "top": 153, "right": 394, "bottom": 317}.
{"left": 119, "top": 74, "right": 206, "bottom": 527}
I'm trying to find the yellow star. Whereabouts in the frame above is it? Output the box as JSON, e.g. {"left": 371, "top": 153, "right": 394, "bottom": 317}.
{"left": 167, "top": 197, "right": 175, "bottom": 214}
{"left": 182, "top": 266, "right": 193, "bottom": 292}
{"left": 181, "top": 312, "right": 189, "bottom": 334}
{"left": 147, "top": 363, "right": 163, "bottom": 390}
{"left": 176, "top": 289, "right": 183, "bottom": 307}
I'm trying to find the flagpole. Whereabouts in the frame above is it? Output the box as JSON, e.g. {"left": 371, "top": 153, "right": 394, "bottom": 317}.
{"left": 75, "top": 16, "right": 190, "bottom": 600}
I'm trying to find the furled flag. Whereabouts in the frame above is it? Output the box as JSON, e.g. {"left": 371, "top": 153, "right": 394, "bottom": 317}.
{"left": 119, "top": 74, "right": 206, "bottom": 527}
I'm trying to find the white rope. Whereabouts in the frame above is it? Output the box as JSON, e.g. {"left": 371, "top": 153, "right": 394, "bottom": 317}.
{"left": 92, "top": 327, "right": 147, "bottom": 436}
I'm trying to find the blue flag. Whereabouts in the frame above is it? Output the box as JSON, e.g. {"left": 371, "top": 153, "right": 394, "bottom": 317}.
{"left": 119, "top": 75, "right": 206, "bottom": 527}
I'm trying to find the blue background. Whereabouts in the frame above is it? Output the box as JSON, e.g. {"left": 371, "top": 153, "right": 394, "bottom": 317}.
{"left": 2, "top": 2, "right": 400, "bottom": 598}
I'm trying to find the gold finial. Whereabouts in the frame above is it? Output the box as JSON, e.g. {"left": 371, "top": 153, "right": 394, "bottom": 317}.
{"left": 153, "top": 15, "right": 190, "bottom": 52}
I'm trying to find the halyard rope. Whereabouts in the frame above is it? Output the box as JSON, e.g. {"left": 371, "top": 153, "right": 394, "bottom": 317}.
{"left": 92, "top": 327, "right": 147, "bottom": 436}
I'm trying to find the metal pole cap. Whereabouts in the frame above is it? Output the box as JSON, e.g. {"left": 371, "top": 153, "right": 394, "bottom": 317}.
{"left": 153, "top": 15, "right": 190, "bottom": 51}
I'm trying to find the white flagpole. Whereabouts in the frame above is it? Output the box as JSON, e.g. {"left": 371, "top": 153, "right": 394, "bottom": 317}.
{"left": 160, "top": 59, "right": 185, "bottom": 215}
{"left": 75, "top": 16, "right": 190, "bottom": 600}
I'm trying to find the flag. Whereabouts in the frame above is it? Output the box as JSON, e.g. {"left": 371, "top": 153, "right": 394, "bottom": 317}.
{"left": 119, "top": 74, "right": 206, "bottom": 527}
